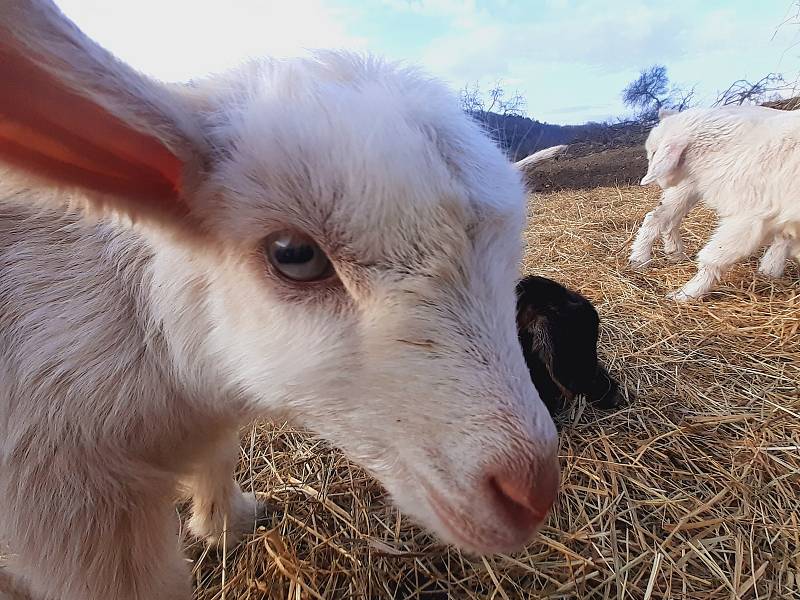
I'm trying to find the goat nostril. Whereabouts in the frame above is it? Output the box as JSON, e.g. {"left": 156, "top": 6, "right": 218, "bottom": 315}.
{"left": 488, "top": 461, "right": 559, "bottom": 529}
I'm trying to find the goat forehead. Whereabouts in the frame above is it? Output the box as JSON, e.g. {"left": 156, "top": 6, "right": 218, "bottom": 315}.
{"left": 209, "top": 54, "right": 525, "bottom": 262}
{"left": 229, "top": 86, "right": 466, "bottom": 212}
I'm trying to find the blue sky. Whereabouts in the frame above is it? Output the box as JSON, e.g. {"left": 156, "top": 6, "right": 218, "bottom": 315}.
{"left": 58, "top": 0, "right": 800, "bottom": 124}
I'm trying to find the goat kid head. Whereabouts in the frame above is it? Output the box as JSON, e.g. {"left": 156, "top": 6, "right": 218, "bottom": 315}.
{"left": 640, "top": 108, "right": 688, "bottom": 187}
{"left": 516, "top": 276, "right": 624, "bottom": 415}
{"left": 0, "top": 0, "right": 558, "bottom": 554}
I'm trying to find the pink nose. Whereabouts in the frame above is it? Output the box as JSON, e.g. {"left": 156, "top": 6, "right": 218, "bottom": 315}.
{"left": 487, "top": 456, "right": 560, "bottom": 532}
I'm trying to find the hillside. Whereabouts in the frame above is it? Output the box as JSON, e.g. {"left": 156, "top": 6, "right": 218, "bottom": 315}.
{"left": 518, "top": 121, "right": 650, "bottom": 191}
{"left": 468, "top": 111, "right": 625, "bottom": 160}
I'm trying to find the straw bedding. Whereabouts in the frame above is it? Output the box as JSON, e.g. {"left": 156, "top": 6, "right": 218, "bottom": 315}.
{"left": 188, "top": 185, "right": 799, "bottom": 599}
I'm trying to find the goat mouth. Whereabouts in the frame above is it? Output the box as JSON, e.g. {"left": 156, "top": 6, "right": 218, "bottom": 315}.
{"left": 422, "top": 484, "right": 537, "bottom": 554}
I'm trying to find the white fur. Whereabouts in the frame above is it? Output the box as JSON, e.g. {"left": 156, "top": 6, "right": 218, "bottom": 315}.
{"left": 631, "top": 105, "right": 800, "bottom": 300}
{"left": 0, "top": 2, "right": 559, "bottom": 599}
{"left": 514, "top": 144, "right": 568, "bottom": 169}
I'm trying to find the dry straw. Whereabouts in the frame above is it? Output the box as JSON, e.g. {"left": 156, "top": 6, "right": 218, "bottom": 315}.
{"left": 190, "top": 186, "right": 799, "bottom": 599}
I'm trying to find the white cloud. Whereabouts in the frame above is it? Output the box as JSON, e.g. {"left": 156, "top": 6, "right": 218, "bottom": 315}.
{"left": 54, "top": 0, "right": 800, "bottom": 124}
{"left": 398, "top": 0, "right": 797, "bottom": 122}
{"left": 57, "top": 0, "right": 366, "bottom": 81}
{"left": 420, "top": 3, "right": 694, "bottom": 81}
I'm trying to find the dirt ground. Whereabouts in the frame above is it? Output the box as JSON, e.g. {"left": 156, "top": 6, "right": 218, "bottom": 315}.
{"left": 190, "top": 185, "right": 800, "bottom": 600}
{"left": 524, "top": 145, "right": 649, "bottom": 192}
{"left": 521, "top": 129, "right": 650, "bottom": 192}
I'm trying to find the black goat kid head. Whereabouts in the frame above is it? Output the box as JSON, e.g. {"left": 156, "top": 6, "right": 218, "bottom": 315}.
{"left": 516, "top": 276, "right": 624, "bottom": 416}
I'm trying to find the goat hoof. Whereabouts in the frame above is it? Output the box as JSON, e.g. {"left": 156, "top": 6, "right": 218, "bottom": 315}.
{"left": 665, "top": 252, "right": 688, "bottom": 264}
{"left": 189, "top": 493, "right": 275, "bottom": 550}
{"left": 666, "top": 289, "right": 693, "bottom": 302}
{"left": 758, "top": 267, "right": 785, "bottom": 280}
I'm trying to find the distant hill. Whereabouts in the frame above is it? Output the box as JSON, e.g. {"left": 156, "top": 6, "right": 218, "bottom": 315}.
{"left": 486, "top": 113, "right": 652, "bottom": 191}
{"left": 468, "top": 111, "right": 602, "bottom": 161}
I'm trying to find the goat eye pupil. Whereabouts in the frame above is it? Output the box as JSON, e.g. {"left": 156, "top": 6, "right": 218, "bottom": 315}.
{"left": 275, "top": 243, "right": 314, "bottom": 265}
{"left": 263, "top": 230, "right": 333, "bottom": 283}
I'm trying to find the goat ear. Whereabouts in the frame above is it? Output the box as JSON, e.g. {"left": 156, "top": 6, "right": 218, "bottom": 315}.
{"left": 0, "top": 0, "right": 207, "bottom": 227}
{"left": 516, "top": 303, "right": 539, "bottom": 332}
{"left": 546, "top": 313, "right": 598, "bottom": 396}
{"left": 641, "top": 141, "right": 685, "bottom": 185}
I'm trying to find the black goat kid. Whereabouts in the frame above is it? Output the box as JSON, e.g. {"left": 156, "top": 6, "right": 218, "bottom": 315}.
{"left": 516, "top": 275, "right": 624, "bottom": 415}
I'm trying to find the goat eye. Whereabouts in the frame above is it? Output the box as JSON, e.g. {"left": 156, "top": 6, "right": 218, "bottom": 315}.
{"left": 263, "top": 230, "right": 333, "bottom": 282}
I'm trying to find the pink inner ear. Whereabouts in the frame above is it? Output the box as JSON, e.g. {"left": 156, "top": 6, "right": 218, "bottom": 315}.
{"left": 0, "top": 41, "right": 186, "bottom": 216}
{"left": 661, "top": 143, "right": 685, "bottom": 171}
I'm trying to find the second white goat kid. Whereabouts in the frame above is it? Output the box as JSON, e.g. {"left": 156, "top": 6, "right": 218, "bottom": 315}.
{"left": 0, "top": 2, "right": 559, "bottom": 599}
{"left": 631, "top": 106, "right": 800, "bottom": 300}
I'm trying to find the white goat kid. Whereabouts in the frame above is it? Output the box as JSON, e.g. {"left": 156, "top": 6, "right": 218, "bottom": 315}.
{"left": 630, "top": 174, "right": 796, "bottom": 277}
{"left": 631, "top": 106, "right": 800, "bottom": 301}
{"left": 0, "top": 2, "right": 559, "bottom": 599}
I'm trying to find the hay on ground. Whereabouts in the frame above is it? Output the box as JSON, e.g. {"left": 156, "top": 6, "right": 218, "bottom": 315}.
{"left": 191, "top": 185, "right": 799, "bottom": 600}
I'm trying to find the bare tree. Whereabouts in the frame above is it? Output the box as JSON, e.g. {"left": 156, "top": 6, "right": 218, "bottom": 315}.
{"left": 499, "top": 91, "right": 527, "bottom": 116}
{"left": 672, "top": 85, "right": 697, "bottom": 111}
{"left": 459, "top": 82, "right": 484, "bottom": 114}
{"left": 622, "top": 65, "right": 669, "bottom": 116}
{"left": 770, "top": 2, "right": 800, "bottom": 96}
{"left": 485, "top": 83, "right": 503, "bottom": 113}
{"left": 459, "top": 81, "right": 526, "bottom": 117}
{"left": 622, "top": 65, "right": 695, "bottom": 123}
{"left": 714, "top": 73, "right": 788, "bottom": 106}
